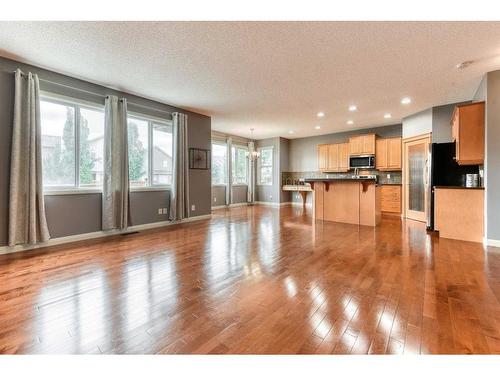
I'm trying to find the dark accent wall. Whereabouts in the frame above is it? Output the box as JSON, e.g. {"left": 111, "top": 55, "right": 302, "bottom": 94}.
{"left": 0, "top": 56, "right": 211, "bottom": 245}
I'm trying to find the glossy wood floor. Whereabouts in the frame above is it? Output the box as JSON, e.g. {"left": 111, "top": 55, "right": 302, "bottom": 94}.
{"left": 1, "top": 205, "right": 500, "bottom": 354}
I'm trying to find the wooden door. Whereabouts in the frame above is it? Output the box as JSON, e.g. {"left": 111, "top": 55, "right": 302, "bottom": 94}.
{"left": 387, "top": 137, "right": 402, "bottom": 169}
{"left": 363, "top": 134, "right": 376, "bottom": 154}
{"left": 376, "top": 139, "right": 387, "bottom": 169}
{"left": 327, "top": 144, "right": 339, "bottom": 171}
{"left": 403, "top": 134, "right": 431, "bottom": 222}
{"left": 349, "top": 136, "right": 362, "bottom": 155}
{"left": 318, "top": 145, "right": 328, "bottom": 171}
{"left": 339, "top": 143, "right": 349, "bottom": 171}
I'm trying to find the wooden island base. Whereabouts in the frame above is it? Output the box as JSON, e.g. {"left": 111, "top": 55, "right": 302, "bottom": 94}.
{"left": 309, "top": 180, "right": 381, "bottom": 226}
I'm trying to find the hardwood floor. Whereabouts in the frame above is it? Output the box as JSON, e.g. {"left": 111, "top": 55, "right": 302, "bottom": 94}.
{"left": 1, "top": 205, "right": 499, "bottom": 354}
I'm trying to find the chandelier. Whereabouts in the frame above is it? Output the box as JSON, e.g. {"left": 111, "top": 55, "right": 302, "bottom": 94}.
{"left": 247, "top": 128, "right": 260, "bottom": 161}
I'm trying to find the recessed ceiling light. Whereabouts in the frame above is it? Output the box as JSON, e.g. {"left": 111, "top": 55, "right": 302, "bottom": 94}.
{"left": 288, "top": 130, "right": 294, "bottom": 134}
{"left": 346, "top": 120, "right": 354, "bottom": 125}
{"left": 317, "top": 112, "right": 325, "bottom": 118}
{"left": 314, "top": 125, "right": 321, "bottom": 130}
{"left": 384, "top": 113, "right": 392, "bottom": 119}
{"left": 348, "top": 105, "right": 357, "bottom": 112}
{"left": 401, "top": 97, "right": 412, "bottom": 105}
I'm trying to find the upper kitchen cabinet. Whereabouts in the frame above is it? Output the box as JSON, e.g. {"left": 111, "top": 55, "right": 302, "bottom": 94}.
{"left": 349, "top": 134, "right": 376, "bottom": 156}
{"left": 318, "top": 144, "right": 329, "bottom": 171}
{"left": 318, "top": 143, "right": 349, "bottom": 172}
{"left": 451, "top": 102, "right": 485, "bottom": 165}
{"left": 376, "top": 137, "right": 402, "bottom": 170}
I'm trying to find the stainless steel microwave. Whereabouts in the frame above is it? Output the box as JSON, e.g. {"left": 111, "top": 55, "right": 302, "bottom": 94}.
{"left": 349, "top": 155, "right": 375, "bottom": 169}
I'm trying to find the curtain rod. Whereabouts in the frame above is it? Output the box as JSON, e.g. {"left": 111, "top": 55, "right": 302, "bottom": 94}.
{"left": 13, "top": 69, "right": 173, "bottom": 116}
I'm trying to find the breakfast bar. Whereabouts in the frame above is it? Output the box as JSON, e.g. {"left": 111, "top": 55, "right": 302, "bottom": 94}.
{"left": 305, "top": 176, "right": 381, "bottom": 226}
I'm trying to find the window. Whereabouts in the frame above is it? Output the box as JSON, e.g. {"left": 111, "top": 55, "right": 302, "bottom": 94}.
{"left": 232, "top": 146, "right": 248, "bottom": 185}
{"left": 40, "top": 97, "right": 104, "bottom": 190}
{"left": 211, "top": 142, "right": 227, "bottom": 185}
{"left": 127, "top": 115, "right": 172, "bottom": 188}
{"left": 257, "top": 147, "right": 273, "bottom": 185}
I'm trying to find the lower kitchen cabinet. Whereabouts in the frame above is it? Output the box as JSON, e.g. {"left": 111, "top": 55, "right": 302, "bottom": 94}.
{"left": 380, "top": 184, "right": 401, "bottom": 214}
{"left": 434, "top": 187, "right": 484, "bottom": 243}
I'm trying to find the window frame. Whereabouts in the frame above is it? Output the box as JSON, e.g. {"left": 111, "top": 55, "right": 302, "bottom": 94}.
{"left": 257, "top": 146, "right": 274, "bottom": 186}
{"left": 127, "top": 111, "right": 173, "bottom": 191}
{"left": 40, "top": 93, "right": 105, "bottom": 195}
{"left": 231, "top": 144, "right": 249, "bottom": 186}
{"left": 211, "top": 140, "right": 228, "bottom": 187}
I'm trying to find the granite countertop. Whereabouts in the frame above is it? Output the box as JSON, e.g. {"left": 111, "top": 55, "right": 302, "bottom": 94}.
{"left": 434, "top": 186, "right": 484, "bottom": 190}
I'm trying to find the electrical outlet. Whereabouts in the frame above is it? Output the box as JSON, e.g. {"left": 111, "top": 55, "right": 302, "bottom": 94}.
{"left": 162, "top": 208, "right": 167, "bottom": 214}
{"left": 158, "top": 208, "right": 162, "bottom": 214}
{"left": 269, "top": 195, "right": 272, "bottom": 200}
{"left": 214, "top": 197, "right": 217, "bottom": 202}
{"left": 191, "top": 204, "right": 196, "bottom": 211}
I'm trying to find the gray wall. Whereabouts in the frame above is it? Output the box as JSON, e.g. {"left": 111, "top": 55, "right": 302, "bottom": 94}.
{"left": 255, "top": 137, "right": 281, "bottom": 203}
{"left": 288, "top": 124, "right": 402, "bottom": 172}
{"left": 485, "top": 71, "right": 500, "bottom": 241}
{"left": 431, "top": 101, "right": 471, "bottom": 144}
{"left": 402, "top": 108, "right": 432, "bottom": 139}
{"left": 211, "top": 186, "right": 226, "bottom": 206}
{"left": 0, "top": 56, "right": 211, "bottom": 245}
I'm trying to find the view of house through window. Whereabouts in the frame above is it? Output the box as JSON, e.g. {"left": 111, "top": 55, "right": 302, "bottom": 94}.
{"left": 41, "top": 98, "right": 103, "bottom": 189}
{"left": 232, "top": 146, "right": 248, "bottom": 185}
{"left": 258, "top": 147, "right": 273, "bottom": 185}
{"left": 211, "top": 143, "right": 227, "bottom": 185}
{"left": 127, "top": 116, "right": 173, "bottom": 188}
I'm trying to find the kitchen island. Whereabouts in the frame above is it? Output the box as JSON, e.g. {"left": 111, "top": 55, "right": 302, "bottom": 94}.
{"left": 305, "top": 176, "right": 381, "bottom": 226}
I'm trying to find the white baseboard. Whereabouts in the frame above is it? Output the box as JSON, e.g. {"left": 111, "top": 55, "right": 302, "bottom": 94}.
{"left": 290, "top": 201, "right": 313, "bottom": 207}
{"left": 485, "top": 238, "right": 500, "bottom": 248}
{"left": 211, "top": 202, "right": 249, "bottom": 210}
{"left": 254, "top": 201, "right": 292, "bottom": 207}
{"left": 0, "top": 214, "right": 212, "bottom": 256}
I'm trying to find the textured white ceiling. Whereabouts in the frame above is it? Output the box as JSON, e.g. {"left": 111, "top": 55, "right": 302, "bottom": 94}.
{"left": 1, "top": 21, "right": 500, "bottom": 139}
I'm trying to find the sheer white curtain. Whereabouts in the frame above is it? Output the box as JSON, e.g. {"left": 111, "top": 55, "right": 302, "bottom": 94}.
{"left": 8, "top": 69, "right": 50, "bottom": 246}
{"left": 102, "top": 95, "right": 129, "bottom": 230}
{"left": 169, "top": 112, "right": 189, "bottom": 220}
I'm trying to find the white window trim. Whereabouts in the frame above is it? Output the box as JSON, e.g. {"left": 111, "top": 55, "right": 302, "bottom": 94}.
{"left": 211, "top": 140, "right": 229, "bottom": 187}
{"left": 40, "top": 95, "right": 105, "bottom": 194}
{"left": 231, "top": 144, "right": 249, "bottom": 186}
{"left": 257, "top": 146, "right": 274, "bottom": 186}
{"left": 127, "top": 114, "right": 173, "bottom": 191}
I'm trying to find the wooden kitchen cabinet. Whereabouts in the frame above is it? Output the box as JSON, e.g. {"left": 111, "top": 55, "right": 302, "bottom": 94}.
{"left": 318, "top": 143, "right": 349, "bottom": 172}
{"left": 339, "top": 143, "right": 349, "bottom": 171}
{"left": 434, "top": 187, "right": 484, "bottom": 242}
{"left": 451, "top": 102, "right": 485, "bottom": 165}
{"left": 376, "top": 137, "right": 402, "bottom": 170}
{"left": 380, "top": 185, "right": 401, "bottom": 214}
{"left": 318, "top": 144, "right": 328, "bottom": 171}
{"left": 349, "top": 134, "right": 376, "bottom": 156}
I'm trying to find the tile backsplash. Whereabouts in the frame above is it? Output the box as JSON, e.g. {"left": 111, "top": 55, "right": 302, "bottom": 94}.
{"left": 282, "top": 170, "right": 402, "bottom": 185}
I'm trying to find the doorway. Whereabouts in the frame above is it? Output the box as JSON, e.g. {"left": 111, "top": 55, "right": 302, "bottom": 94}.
{"left": 403, "top": 134, "right": 431, "bottom": 222}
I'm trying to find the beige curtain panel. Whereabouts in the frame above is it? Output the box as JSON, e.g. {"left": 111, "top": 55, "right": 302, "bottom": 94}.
{"left": 169, "top": 112, "right": 189, "bottom": 220}
{"left": 102, "top": 95, "right": 129, "bottom": 231}
{"left": 8, "top": 69, "right": 50, "bottom": 246}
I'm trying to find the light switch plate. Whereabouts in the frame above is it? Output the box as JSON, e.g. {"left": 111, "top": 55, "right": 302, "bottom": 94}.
{"left": 191, "top": 204, "right": 196, "bottom": 211}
